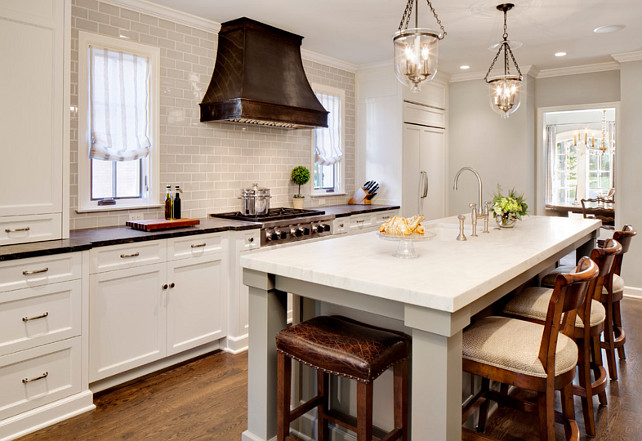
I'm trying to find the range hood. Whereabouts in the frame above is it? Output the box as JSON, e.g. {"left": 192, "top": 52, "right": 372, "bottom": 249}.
{"left": 200, "top": 18, "right": 328, "bottom": 129}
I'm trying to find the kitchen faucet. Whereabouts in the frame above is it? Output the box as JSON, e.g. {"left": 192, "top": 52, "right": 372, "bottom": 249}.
{"left": 453, "top": 167, "right": 489, "bottom": 235}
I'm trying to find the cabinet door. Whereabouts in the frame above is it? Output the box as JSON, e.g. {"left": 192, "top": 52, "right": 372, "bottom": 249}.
{"left": 402, "top": 124, "right": 446, "bottom": 220}
{"left": 0, "top": 1, "right": 64, "bottom": 218}
{"left": 89, "top": 264, "right": 166, "bottom": 382}
{"left": 166, "top": 255, "right": 225, "bottom": 356}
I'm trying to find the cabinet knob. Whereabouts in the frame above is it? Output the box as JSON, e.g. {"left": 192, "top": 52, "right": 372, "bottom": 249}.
{"left": 248, "top": 237, "right": 254, "bottom": 243}
{"left": 169, "top": 282, "right": 175, "bottom": 288}
{"left": 162, "top": 284, "right": 168, "bottom": 290}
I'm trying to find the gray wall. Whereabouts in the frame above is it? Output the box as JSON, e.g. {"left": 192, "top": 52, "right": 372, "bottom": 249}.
{"left": 535, "top": 70, "right": 621, "bottom": 108}
{"left": 617, "top": 61, "right": 642, "bottom": 290}
{"left": 448, "top": 76, "right": 535, "bottom": 216}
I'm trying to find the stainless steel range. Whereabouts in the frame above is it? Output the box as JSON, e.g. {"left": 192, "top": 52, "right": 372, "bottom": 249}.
{"left": 211, "top": 208, "right": 335, "bottom": 247}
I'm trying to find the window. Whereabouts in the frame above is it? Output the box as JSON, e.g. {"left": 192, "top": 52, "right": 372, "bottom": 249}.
{"left": 545, "top": 109, "right": 615, "bottom": 206}
{"left": 311, "top": 84, "right": 345, "bottom": 195}
{"left": 77, "top": 32, "right": 160, "bottom": 211}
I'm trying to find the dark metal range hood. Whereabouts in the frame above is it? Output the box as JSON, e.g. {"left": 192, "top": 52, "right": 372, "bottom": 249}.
{"left": 200, "top": 17, "right": 328, "bottom": 129}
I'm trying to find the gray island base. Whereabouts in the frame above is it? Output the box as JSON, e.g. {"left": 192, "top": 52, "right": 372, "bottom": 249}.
{"left": 240, "top": 215, "right": 600, "bottom": 441}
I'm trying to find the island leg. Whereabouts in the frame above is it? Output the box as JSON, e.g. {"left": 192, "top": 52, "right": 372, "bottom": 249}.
{"left": 410, "top": 328, "right": 463, "bottom": 441}
{"left": 243, "top": 270, "right": 288, "bottom": 441}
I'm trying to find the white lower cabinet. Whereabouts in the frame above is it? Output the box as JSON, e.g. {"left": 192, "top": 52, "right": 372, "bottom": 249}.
{"left": 89, "top": 234, "right": 227, "bottom": 382}
{"left": 89, "top": 264, "right": 166, "bottom": 382}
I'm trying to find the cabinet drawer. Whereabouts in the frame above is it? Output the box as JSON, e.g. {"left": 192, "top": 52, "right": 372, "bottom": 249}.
{"left": 238, "top": 230, "right": 260, "bottom": 252}
{"left": 0, "top": 253, "right": 81, "bottom": 293}
{"left": 90, "top": 240, "right": 166, "bottom": 273}
{"left": 0, "top": 280, "right": 81, "bottom": 357}
{"left": 0, "top": 213, "right": 62, "bottom": 246}
{"left": 0, "top": 337, "right": 82, "bottom": 421}
{"left": 348, "top": 214, "right": 374, "bottom": 233}
{"left": 168, "top": 233, "right": 225, "bottom": 260}
{"left": 374, "top": 210, "right": 399, "bottom": 225}
{"left": 333, "top": 218, "right": 348, "bottom": 235}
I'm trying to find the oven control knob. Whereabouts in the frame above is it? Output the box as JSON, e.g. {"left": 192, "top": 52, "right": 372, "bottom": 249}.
{"left": 303, "top": 227, "right": 310, "bottom": 235}
{"left": 279, "top": 230, "right": 287, "bottom": 239}
{"left": 323, "top": 224, "right": 331, "bottom": 232}
{"left": 315, "top": 225, "right": 325, "bottom": 234}
{"left": 264, "top": 229, "right": 274, "bottom": 241}
{"left": 293, "top": 227, "right": 303, "bottom": 237}
{"left": 272, "top": 229, "right": 283, "bottom": 241}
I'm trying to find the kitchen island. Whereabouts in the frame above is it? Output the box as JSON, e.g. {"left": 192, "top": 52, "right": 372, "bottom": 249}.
{"left": 240, "top": 215, "right": 600, "bottom": 441}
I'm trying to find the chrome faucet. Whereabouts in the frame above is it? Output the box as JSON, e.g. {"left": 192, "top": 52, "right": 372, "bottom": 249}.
{"left": 454, "top": 167, "right": 484, "bottom": 235}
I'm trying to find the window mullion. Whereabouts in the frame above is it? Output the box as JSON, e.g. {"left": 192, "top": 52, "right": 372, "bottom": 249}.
{"left": 112, "top": 161, "right": 117, "bottom": 199}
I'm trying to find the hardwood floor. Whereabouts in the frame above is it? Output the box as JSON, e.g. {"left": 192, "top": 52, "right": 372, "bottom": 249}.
{"left": 18, "top": 298, "right": 642, "bottom": 440}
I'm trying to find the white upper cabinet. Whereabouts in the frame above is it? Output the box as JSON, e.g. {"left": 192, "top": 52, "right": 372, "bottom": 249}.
{"left": 0, "top": 0, "right": 67, "bottom": 243}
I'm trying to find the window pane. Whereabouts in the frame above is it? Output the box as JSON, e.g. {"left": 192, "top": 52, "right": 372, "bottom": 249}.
{"left": 116, "top": 160, "right": 141, "bottom": 198}
{"left": 91, "top": 159, "right": 113, "bottom": 199}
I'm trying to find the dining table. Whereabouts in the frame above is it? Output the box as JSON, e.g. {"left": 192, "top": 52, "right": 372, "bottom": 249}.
{"left": 240, "top": 215, "right": 601, "bottom": 441}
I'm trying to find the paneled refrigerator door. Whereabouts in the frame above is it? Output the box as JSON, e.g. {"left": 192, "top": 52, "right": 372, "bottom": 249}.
{"left": 402, "top": 124, "right": 446, "bottom": 220}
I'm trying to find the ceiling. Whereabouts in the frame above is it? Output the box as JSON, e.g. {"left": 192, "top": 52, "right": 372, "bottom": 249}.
{"left": 147, "top": 0, "right": 642, "bottom": 74}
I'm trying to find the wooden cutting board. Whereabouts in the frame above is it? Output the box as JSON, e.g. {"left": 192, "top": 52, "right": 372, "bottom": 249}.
{"left": 126, "top": 218, "right": 200, "bottom": 231}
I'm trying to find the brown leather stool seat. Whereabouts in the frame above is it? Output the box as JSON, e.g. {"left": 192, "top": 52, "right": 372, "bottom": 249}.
{"left": 276, "top": 315, "right": 410, "bottom": 441}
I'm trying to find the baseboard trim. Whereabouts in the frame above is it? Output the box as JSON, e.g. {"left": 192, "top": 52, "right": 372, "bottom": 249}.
{"left": 222, "top": 333, "right": 248, "bottom": 354}
{"left": 624, "top": 286, "right": 642, "bottom": 299}
{"left": 0, "top": 390, "right": 94, "bottom": 441}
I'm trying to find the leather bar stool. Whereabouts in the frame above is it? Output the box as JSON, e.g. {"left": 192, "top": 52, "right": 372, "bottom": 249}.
{"left": 502, "top": 240, "right": 620, "bottom": 436}
{"left": 462, "top": 257, "right": 599, "bottom": 441}
{"left": 276, "top": 315, "right": 410, "bottom": 441}
{"left": 542, "top": 225, "right": 637, "bottom": 380}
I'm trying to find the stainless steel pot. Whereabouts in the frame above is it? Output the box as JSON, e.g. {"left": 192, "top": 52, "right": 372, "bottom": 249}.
{"left": 240, "top": 183, "right": 271, "bottom": 215}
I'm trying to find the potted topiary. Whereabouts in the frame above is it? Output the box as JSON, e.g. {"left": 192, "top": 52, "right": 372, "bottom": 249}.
{"left": 291, "top": 166, "right": 310, "bottom": 209}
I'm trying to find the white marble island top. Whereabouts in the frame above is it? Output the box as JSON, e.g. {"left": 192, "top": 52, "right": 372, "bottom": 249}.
{"left": 241, "top": 215, "right": 600, "bottom": 313}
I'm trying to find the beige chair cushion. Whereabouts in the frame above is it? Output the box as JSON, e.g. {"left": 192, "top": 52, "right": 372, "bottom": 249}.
{"left": 463, "top": 316, "right": 578, "bottom": 378}
{"left": 542, "top": 266, "right": 624, "bottom": 294}
{"left": 503, "top": 286, "right": 606, "bottom": 328}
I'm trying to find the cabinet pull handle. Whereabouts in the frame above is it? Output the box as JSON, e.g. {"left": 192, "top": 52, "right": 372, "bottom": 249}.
{"left": 22, "top": 268, "right": 49, "bottom": 276}
{"left": 169, "top": 282, "right": 175, "bottom": 288}
{"left": 190, "top": 243, "right": 206, "bottom": 248}
{"left": 22, "top": 372, "right": 48, "bottom": 384}
{"left": 5, "top": 227, "right": 30, "bottom": 233}
{"left": 22, "top": 312, "right": 49, "bottom": 322}
{"left": 355, "top": 220, "right": 365, "bottom": 224}
{"left": 120, "top": 252, "right": 140, "bottom": 259}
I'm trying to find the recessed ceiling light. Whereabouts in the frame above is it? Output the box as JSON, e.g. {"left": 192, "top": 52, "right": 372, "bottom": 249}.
{"left": 593, "top": 25, "right": 625, "bottom": 34}
{"left": 555, "top": 52, "right": 567, "bottom": 57}
{"left": 460, "top": 65, "right": 470, "bottom": 70}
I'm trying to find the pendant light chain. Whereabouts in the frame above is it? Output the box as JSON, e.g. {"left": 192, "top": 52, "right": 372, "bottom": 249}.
{"left": 397, "top": 0, "right": 447, "bottom": 38}
{"left": 484, "top": 5, "right": 522, "bottom": 83}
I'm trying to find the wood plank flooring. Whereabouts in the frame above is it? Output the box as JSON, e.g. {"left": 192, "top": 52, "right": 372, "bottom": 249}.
{"left": 18, "top": 298, "right": 642, "bottom": 441}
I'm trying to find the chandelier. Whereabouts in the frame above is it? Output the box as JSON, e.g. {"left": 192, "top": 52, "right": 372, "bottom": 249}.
{"left": 485, "top": 4, "right": 523, "bottom": 118}
{"left": 393, "top": 0, "right": 446, "bottom": 93}
{"left": 587, "top": 110, "right": 616, "bottom": 154}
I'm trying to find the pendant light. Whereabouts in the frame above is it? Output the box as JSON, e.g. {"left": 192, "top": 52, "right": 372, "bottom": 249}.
{"left": 485, "top": 3, "right": 523, "bottom": 118}
{"left": 393, "top": 0, "right": 446, "bottom": 93}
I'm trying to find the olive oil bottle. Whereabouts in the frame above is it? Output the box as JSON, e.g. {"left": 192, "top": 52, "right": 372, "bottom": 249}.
{"left": 164, "top": 185, "right": 173, "bottom": 220}
{"left": 173, "top": 185, "right": 182, "bottom": 219}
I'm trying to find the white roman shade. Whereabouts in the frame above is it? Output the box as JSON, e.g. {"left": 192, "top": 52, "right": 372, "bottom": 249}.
{"left": 89, "top": 46, "right": 151, "bottom": 161}
{"left": 314, "top": 92, "right": 343, "bottom": 166}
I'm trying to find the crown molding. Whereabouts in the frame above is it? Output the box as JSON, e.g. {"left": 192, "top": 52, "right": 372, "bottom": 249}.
{"left": 611, "top": 50, "right": 642, "bottom": 63}
{"left": 301, "top": 49, "right": 358, "bottom": 73}
{"left": 99, "top": 0, "right": 221, "bottom": 34}
{"left": 536, "top": 61, "right": 620, "bottom": 79}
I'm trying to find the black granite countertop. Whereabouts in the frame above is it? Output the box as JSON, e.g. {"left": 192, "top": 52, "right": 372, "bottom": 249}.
{"left": 0, "top": 218, "right": 260, "bottom": 262}
{"left": 0, "top": 205, "right": 399, "bottom": 262}
{"left": 319, "top": 204, "right": 400, "bottom": 218}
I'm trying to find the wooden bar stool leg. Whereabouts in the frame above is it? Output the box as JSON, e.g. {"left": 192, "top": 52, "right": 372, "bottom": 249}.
{"left": 561, "top": 382, "right": 578, "bottom": 441}
{"left": 537, "top": 387, "right": 556, "bottom": 441}
{"left": 277, "top": 352, "right": 291, "bottom": 441}
{"left": 590, "top": 335, "right": 608, "bottom": 406}
{"left": 476, "top": 378, "right": 491, "bottom": 433}
{"left": 317, "top": 371, "right": 329, "bottom": 441}
{"left": 602, "top": 301, "right": 618, "bottom": 380}
{"left": 394, "top": 359, "right": 409, "bottom": 441}
{"left": 577, "top": 338, "right": 595, "bottom": 436}
{"left": 357, "top": 381, "right": 373, "bottom": 441}
{"left": 613, "top": 300, "right": 626, "bottom": 360}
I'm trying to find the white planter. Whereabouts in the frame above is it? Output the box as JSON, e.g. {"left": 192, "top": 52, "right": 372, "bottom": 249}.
{"left": 292, "top": 197, "right": 304, "bottom": 209}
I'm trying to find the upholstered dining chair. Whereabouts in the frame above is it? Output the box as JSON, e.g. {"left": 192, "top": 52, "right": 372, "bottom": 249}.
{"left": 462, "top": 257, "right": 599, "bottom": 441}
{"left": 503, "top": 240, "right": 621, "bottom": 436}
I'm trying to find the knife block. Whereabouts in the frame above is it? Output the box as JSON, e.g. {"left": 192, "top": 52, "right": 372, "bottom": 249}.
{"left": 348, "top": 188, "right": 372, "bottom": 205}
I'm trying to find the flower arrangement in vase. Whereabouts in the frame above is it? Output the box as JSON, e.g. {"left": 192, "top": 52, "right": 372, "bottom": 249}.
{"left": 291, "top": 166, "right": 310, "bottom": 209}
{"left": 492, "top": 186, "right": 528, "bottom": 228}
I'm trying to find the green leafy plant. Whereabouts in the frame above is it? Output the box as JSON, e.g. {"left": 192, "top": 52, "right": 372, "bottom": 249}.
{"left": 291, "top": 166, "right": 310, "bottom": 198}
{"left": 492, "top": 185, "right": 528, "bottom": 222}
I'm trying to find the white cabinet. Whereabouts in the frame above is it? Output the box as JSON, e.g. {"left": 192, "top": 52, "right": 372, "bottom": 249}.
{"left": 0, "top": 0, "right": 68, "bottom": 244}
{"left": 333, "top": 210, "right": 400, "bottom": 236}
{"left": 89, "top": 234, "right": 227, "bottom": 382}
{"left": 402, "top": 124, "right": 446, "bottom": 219}
{"left": 0, "top": 251, "right": 92, "bottom": 440}
{"left": 356, "top": 65, "right": 448, "bottom": 214}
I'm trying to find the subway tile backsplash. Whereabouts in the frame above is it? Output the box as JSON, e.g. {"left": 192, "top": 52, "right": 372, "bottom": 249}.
{"left": 69, "top": 0, "right": 356, "bottom": 230}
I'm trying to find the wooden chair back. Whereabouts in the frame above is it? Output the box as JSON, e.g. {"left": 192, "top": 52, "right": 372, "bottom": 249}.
{"left": 580, "top": 198, "right": 615, "bottom": 226}
{"left": 608, "top": 225, "right": 637, "bottom": 279}
{"left": 538, "top": 257, "right": 598, "bottom": 375}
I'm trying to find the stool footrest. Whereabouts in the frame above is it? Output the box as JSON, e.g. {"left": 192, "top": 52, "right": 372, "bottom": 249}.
{"left": 289, "top": 395, "right": 324, "bottom": 422}
{"left": 324, "top": 409, "right": 396, "bottom": 441}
